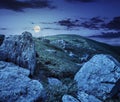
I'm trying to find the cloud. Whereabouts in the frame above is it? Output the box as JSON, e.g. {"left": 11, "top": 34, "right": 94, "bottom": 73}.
{"left": 31, "top": 16, "right": 120, "bottom": 31}
{"left": 31, "top": 21, "right": 55, "bottom": 25}
{"left": 56, "top": 17, "right": 105, "bottom": 30}
{"left": 0, "top": 0, "right": 55, "bottom": 12}
{"left": 80, "top": 17, "right": 105, "bottom": 29}
{"left": 39, "top": 22, "right": 55, "bottom": 24}
{"left": 0, "top": 28, "right": 7, "bottom": 30}
{"left": 43, "top": 27, "right": 62, "bottom": 30}
{"left": 106, "top": 16, "right": 120, "bottom": 30}
{"left": 57, "top": 18, "right": 80, "bottom": 29}
{"left": 81, "top": 22, "right": 98, "bottom": 29}
{"left": 90, "top": 32, "right": 120, "bottom": 39}
{"left": 90, "top": 17, "right": 104, "bottom": 23}
{"left": 42, "top": 27, "right": 79, "bottom": 31}
{"left": 65, "top": 0, "right": 95, "bottom": 3}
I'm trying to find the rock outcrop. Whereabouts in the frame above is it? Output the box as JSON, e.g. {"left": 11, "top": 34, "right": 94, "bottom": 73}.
{"left": 0, "top": 32, "right": 36, "bottom": 75}
{"left": 74, "top": 54, "right": 120, "bottom": 101}
{"left": 50, "top": 39, "right": 68, "bottom": 49}
{"left": 0, "top": 61, "right": 45, "bottom": 102}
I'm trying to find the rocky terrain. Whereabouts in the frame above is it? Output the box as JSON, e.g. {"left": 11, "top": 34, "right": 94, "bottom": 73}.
{"left": 0, "top": 32, "right": 120, "bottom": 102}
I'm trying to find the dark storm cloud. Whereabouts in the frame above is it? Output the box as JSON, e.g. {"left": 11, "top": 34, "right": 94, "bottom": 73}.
{"left": 0, "top": 0, "right": 55, "bottom": 12}
{"left": 57, "top": 18, "right": 80, "bottom": 29}
{"left": 106, "top": 16, "right": 120, "bottom": 30}
{"left": 90, "top": 32, "right": 120, "bottom": 39}
{"left": 0, "top": 28, "right": 7, "bottom": 30}
{"left": 65, "top": 0, "right": 95, "bottom": 3}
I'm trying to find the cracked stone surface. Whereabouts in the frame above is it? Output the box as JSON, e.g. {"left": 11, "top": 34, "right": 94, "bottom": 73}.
{"left": 0, "top": 32, "right": 36, "bottom": 75}
{"left": 62, "top": 94, "right": 80, "bottom": 102}
{"left": 0, "top": 61, "right": 45, "bottom": 102}
{"left": 74, "top": 54, "right": 120, "bottom": 101}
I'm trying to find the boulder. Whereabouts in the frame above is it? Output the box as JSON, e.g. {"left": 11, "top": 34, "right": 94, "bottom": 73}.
{"left": 48, "top": 77, "right": 62, "bottom": 86}
{"left": 77, "top": 91, "right": 102, "bottom": 102}
{"left": 62, "top": 94, "right": 79, "bottom": 102}
{"left": 0, "top": 32, "right": 36, "bottom": 75}
{"left": 0, "top": 61, "right": 45, "bottom": 102}
{"left": 74, "top": 54, "right": 120, "bottom": 101}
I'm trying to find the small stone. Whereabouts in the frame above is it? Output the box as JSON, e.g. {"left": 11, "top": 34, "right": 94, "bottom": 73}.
{"left": 62, "top": 94, "right": 79, "bottom": 102}
{"left": 48, "top": 77, "right": 62, "bottom": 86}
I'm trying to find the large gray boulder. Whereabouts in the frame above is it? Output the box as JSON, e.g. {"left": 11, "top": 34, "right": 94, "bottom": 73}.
{"left": 74, "top": 54, "right": 120, "bottom": 101}
{"left": 0, "top": 32, "right": 36, "bottom": 75}
{"left": 0, "top": 61, "right": 45, "bottom": 102}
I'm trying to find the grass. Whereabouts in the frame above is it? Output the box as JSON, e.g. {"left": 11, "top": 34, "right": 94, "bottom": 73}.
{"left": 45, "top": 80, "right": 78, "bottom": 102}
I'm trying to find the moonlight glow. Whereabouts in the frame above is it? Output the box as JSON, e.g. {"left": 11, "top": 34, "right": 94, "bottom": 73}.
{"left": 34, "top": 25, "right": 41, "bottom": 33}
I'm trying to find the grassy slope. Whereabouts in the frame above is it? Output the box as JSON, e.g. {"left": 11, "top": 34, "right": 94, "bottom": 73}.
{"left": 44, "top": 34, "right": 120, "bottom": 60}
{"left": 34, "top": 34, "right": 120, "bottom": 79}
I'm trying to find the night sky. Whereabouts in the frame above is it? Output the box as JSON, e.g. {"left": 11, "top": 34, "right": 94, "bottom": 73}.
{"left": 0, "top": 0, "right": 120, "bottom": 45}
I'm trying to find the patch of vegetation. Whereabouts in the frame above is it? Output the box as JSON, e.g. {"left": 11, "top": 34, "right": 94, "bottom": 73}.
{"left": 34, "top": 37, "right": 80, "bottom": 79}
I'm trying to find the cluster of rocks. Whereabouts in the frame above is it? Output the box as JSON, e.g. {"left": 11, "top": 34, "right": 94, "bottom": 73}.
{"left": 50, "top": 39, "right": 69, "bottom": 49}
{"left": 0, "top": 61, "right": 45, "bottom": 102}
{"left": 0, "top": 32, "right": 36, "bottom": 75}
{"left": 0, "top": 32, "right": 45, "bottom": 102}
{"left": 0, "top": 32, "right": 120, "bottom": 102}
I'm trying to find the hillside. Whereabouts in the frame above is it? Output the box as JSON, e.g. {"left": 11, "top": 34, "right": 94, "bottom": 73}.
{"left": 0, "top": 33, "right": 120, "bottom": 102}
{"left": 33, "top": 34, "right": 120, "bottom": 102}
{"left": 34, "top": 34, "right": 120, "bottom": 78}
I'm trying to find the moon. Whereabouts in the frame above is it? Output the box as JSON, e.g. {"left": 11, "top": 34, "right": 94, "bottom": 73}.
{"left": 34, "top": 25, "right": 41, "bottom": 33}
